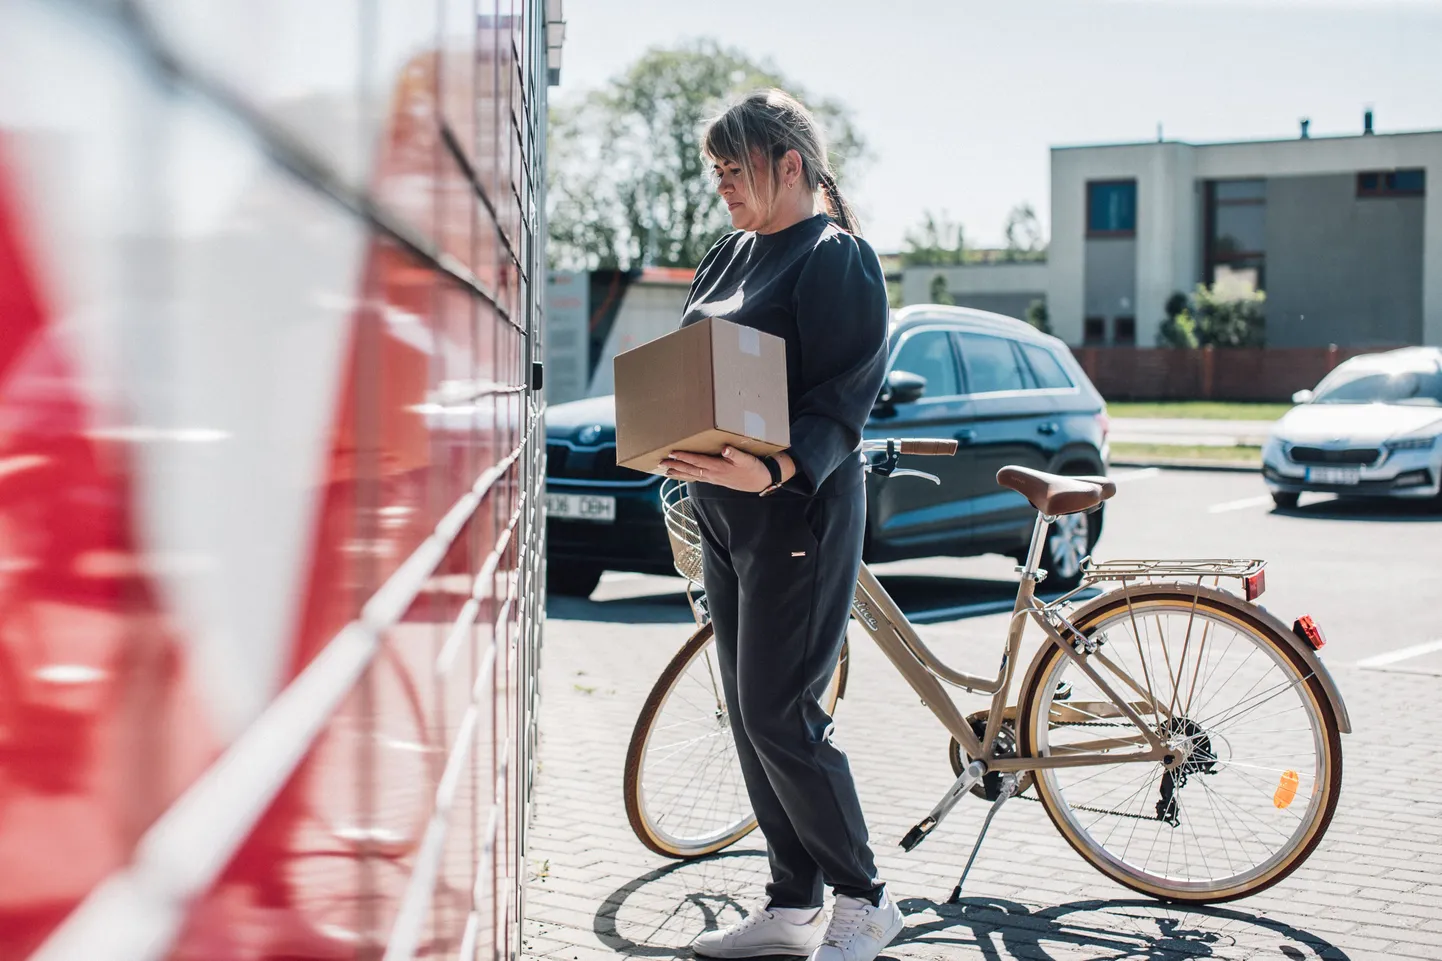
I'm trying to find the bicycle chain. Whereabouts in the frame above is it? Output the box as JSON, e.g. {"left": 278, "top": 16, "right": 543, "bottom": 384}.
{"left": 1003, "top": 719, "right": 1173, "bottom": 823}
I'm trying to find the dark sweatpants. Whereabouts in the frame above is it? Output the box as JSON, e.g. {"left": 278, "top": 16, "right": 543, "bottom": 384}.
{"left": 692, "top": 485, "right": 883, "bottom": 909}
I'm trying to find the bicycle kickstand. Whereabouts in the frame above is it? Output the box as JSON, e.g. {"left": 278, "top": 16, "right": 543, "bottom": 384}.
{"left": 946, "top": 774, "right": 1020, "bottom": 904}
{"left": 899, "top": 760, "right": 986, "bottom": 852}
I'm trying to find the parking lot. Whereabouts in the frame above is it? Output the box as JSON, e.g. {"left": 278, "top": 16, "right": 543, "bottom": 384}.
{"left": 526, "top": 468, "right": 1442, "bottom": 960}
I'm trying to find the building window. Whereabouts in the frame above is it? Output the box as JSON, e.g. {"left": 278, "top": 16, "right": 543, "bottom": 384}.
{"left": 1357, "top": 169, "right": 1426, "bottom": 197}
{"left": 1084, "top": 317, "right": 1107, "bottom": 345}
{"left": 1205, "top": 179, "right": 1266, "bottom": 294}
{"left": 1113, "top": 316, "right": 1136, "bottom": 346}
{"left": 1087, "top": 180, "right": 1137, "bottom": 236}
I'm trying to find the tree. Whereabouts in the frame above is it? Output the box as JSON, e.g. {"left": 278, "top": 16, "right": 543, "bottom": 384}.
{"left": 1156, "top": 285, "right": 1266, "bottom": 348}
{"left": 1156, "top": 291, "right": 1198, "bottom": 348}
{"left": 928, "top": 274, "right": 953, "bottom": 305}
{"left": 1192, "top": 283, "right": 1266, "bottom": 347}
{"left": 546, "top": 40, "right": 867, "bottom": 270}
{"left": 901, "top": 210, "right": 966, "bottom": 267}
{"left": 1003, "top": 203, "right": 1046, "bottom": 261}
{"left": 1025, "top": 299, "right": 1052, "bottom": 335}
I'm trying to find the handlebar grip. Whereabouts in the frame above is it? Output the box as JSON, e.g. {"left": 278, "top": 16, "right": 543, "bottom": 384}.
{"left": 898, "top": 439, "right": 959, "bottom": 456}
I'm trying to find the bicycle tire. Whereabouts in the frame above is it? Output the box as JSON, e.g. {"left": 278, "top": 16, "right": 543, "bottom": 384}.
{"left": 1017, "top": 587, "right": 1342, "bottom": 903}
{"left": 624, "top": 622, "right": 849, "bottom": 859}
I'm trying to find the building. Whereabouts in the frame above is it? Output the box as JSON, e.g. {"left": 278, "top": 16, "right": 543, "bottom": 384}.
{"left": 544, "top": 267, "right": 695, "bottom": 404}
{"left": 899, "top": 261, "right": 1048, "bottom": 322}
{"left": 908, "top": 120, "right": 1442, "bottom": 350}
{"left": 0, "top": 1, "right": 559, "bottom": 959}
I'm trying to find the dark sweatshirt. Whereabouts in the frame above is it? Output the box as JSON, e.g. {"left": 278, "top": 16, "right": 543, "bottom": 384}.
{"left": 681, "top": 213, "right": 889, "bottom": 499}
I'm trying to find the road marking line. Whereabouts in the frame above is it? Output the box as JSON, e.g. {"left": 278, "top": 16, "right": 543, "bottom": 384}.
{"left": 1208, "top": 494, "right": 1274, "bottom": 514}
{"left": 1110, "top": 467, "right": 1162, "bottom": 483}
{"left": 1356, "top": 638, "right": 1442, "bottom": 668}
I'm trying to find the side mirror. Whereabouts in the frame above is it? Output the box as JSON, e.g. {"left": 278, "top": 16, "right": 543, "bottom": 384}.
{"left": 875, "top": 370, "right": 927, "bottom": 416}
{"left": 1292, "top": 389, "right": 1314, "bottom": 405}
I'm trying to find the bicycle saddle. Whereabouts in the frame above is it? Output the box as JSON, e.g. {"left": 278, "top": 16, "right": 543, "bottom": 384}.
{"left": 996, "top": 466, "right": 1117, "bottom": 516}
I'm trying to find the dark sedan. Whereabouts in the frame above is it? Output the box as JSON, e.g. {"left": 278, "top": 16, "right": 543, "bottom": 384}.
{"left": 545, "top": 305, "right": 1110, "bottom": 596}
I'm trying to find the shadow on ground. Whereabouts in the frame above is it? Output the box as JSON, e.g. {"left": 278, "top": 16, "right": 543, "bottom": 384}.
{"left": 588, "top": 851, "right": 1350, "bottom": 960}
{"left": 546, "top": 573, "right": 1052, "bottom": 626}
{"left": 1276, "top": 496, "right": 1442, "bottom": 523}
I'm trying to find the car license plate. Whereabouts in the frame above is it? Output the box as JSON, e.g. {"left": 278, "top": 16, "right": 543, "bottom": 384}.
{"left": 546, "top": 492, "right": 616, "bottom": 522}
{"left": 1306, "top": 466, "right": 1360, "bottom": 486}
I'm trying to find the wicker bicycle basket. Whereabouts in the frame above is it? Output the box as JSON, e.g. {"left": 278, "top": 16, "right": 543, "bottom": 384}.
{"left": 659, "top": 478, "right": 705, "bottom": 585}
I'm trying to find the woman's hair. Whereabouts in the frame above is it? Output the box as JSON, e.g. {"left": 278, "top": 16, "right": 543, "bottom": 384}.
{"left": 702, "top": 88, "right": 861, "bottom": 235}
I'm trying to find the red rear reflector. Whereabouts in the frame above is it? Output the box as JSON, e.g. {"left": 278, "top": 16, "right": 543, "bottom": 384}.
{"left": 1293, "top": 615, "right": 1327, "bottom": 650}
{"left": 1244, "top": 568, "right": 1266, "bottom": 601}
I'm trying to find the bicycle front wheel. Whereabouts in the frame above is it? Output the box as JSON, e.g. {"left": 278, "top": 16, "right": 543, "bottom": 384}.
{"left": 624, "top": 622, "right": 849, "bottom": 858}
{"left": 1018, "top": 587, "right": 1342, "bottom": 903}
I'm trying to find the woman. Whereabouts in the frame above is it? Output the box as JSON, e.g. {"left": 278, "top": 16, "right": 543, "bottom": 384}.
{"left": 659, "top": 90, "right": 901, "bottom": 961}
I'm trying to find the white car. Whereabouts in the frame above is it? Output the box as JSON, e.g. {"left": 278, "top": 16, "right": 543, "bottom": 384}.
{"left": 1262, "top": 347, "right": 1442, "bottom": 508}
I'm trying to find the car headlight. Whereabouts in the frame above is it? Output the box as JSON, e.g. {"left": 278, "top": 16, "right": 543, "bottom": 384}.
{"left": 1384, "top": 435, "right": 1439, "bottom": 452}
{"left": 576, "top": 424, "right": 605, "bottom": 446}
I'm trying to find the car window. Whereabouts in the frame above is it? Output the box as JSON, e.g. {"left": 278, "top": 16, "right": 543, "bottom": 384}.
{"left": 957, "top": 333, "right": 1029, "bottom": 394}
{"left": 1313, "top": 365, "right": 1442, "bottom": 407}
{"left": 891, "top": 330, "right": 960, "bottom": 398}
{"left": 1020, "top": 343, "right": 1075, "bottom": 390}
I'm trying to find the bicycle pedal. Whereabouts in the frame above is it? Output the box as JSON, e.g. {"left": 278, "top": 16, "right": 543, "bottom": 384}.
{"left": 899, "top": 817, "right": 936, "bottom": 852}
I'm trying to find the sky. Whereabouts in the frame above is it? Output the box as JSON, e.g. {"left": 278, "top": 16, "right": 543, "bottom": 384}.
{"left": 554, "top": 0, "right": 1442, "bottom": 253}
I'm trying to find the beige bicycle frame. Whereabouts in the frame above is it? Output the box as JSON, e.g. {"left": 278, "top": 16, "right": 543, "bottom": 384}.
{"left": 847, "top": 513, "right": 1171, "bottom": 773}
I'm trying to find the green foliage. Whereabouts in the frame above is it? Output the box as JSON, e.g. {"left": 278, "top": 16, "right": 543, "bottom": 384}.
{"left": 1025, "top": 299, "right": 1052, "bottom": 335}
{"left": 1003, "top": 203, "right": 1046, "bottom": 261}
{"left": 901, "top": 210, "right": 966, "bottom": 267}
{"left": 1191, "top": 283, "right": 1267, "bottom": 347}
{"left": 1156, "top": 285, "right": 1266, "bottom": 348}
{"left": 928, "top": 274, "right": 953, "bottom": 305}
{"left": 546, "top": 40, "right": 867, "bottom": 270}
{"left": 1156, "top": 291, "right": 1198, "bottom": 348}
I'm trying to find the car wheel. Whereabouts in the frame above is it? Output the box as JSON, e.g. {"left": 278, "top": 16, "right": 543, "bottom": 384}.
{"left": 547, "top": 563, "right": 603, "bottom": 598}
{"left": 1042, "top": 510, "right": 1091, "bottom": 592}
{"left": 1271, "top": 491, "right": 1300, "bottom": 510}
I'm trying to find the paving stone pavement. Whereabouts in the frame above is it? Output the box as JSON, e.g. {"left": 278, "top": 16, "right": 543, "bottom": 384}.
{"left": 522, "top": 602, "right": 1442, "bottom": 961}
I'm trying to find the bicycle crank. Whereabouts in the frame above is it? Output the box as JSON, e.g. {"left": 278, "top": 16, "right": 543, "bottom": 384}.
{"left": 900, "top": 760, "right": 985, "bottom": 851}
{"left": 951, "top": 710, "right": 1036, "bottom": 801}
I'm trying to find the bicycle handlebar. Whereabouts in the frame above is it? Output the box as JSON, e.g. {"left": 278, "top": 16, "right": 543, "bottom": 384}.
{"left": 861, "top": 438, "right": 958, "bottom": 457}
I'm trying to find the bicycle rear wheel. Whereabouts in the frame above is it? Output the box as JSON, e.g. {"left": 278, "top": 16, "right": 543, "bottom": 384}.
{"left": 1018, "top": 587, "right": 1342, "bottom": 903}
{"left": 624, "top": 622, "right": 849, "bottom": 858}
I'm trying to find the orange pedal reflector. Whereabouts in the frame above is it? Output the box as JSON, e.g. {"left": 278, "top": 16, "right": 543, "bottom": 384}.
{"left": 1274, "top": 770, "right": 1300, "bottom": 809}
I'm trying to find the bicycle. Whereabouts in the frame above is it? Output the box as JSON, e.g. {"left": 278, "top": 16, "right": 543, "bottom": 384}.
{"left": 624, "top": 439, "right": 1350, "bottom": 904}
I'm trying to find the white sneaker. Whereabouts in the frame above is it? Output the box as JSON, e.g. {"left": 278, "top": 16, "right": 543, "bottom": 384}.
{"left": 807, "top": 892, "right": 904, "bottom": 961}
{"left": 691, "top": 900, "right": 825, "bottom": 958}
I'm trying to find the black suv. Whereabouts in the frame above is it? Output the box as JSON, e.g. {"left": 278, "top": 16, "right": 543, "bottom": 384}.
{"left": 545, "top": 305, "right": 1110, "bottom": 596}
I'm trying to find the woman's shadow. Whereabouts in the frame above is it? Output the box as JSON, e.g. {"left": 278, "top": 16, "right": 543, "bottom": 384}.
{"left": 589, "top": 851, "right": 1352, "bottom": 960}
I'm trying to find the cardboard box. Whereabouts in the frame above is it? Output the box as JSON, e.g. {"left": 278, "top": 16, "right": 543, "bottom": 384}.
{"left": 614, "top": 317, "right": 790, "bottom": 474}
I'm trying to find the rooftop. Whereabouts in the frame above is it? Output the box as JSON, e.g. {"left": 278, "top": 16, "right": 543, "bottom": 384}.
{"left": 1054, "top": 126, "right": 1442, "bottom": 153}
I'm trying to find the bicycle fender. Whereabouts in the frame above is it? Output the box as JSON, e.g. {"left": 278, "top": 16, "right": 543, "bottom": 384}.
{"left": 1031, "top": 583, "right": 1351, "bottom": 735}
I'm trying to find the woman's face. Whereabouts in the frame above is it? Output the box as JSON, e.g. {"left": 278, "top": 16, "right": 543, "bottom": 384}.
{"left": 712, "top": 149, "right": 774, "bottom": 232}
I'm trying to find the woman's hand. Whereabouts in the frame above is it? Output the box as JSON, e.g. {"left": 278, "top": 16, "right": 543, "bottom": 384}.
{"left": 662, "top": 447, "right": 780, "bottom": 492}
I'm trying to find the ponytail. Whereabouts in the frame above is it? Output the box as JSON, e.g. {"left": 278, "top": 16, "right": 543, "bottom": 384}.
{"left": 816, "top": 170, "right": 861, "bottom": 237}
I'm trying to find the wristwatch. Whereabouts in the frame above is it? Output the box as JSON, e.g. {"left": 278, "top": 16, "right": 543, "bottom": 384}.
{"left": 758, "top": 454, "right": 785, "bottom": 497}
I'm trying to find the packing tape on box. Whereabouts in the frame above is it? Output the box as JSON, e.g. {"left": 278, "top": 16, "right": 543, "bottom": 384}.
{"left": 744, "top": 410, "right": 766, "bottom": 439}
{"left": 737, "top": 325, "right": 761, "bottom": 357}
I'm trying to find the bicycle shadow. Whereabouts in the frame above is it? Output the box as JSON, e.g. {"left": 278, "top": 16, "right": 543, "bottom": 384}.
{"left": 587, "top": 851, "right": 1352, "bottom": 960}
{"left": 894, "top": 894, "right": 1353, "bottom": 961}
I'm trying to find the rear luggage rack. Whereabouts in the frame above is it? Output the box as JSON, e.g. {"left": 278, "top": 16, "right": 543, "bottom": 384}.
{"left": 1082, "top": 557, "right": 1265, "bottom": 585}
{"left": 1081, "top": 558, "right": 1268, "bottom": 600}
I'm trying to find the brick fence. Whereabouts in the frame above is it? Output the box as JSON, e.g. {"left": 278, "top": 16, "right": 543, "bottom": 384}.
{"left": 1074, "top": 345, "right": 1381, "bottom": 401}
